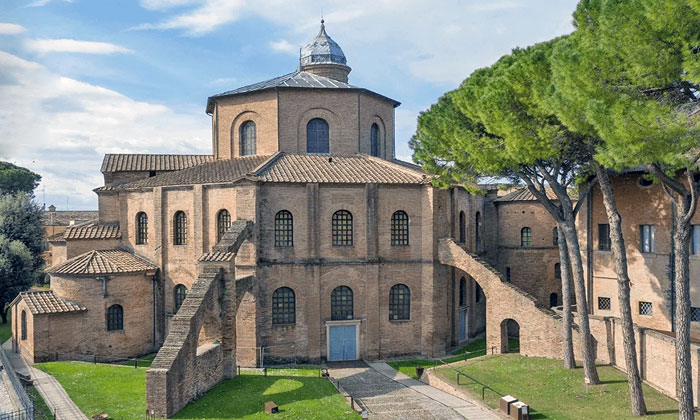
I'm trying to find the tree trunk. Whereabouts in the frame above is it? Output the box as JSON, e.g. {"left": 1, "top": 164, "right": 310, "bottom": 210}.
{"left": 557, "top": 224, "right": 576, "bottom": 369}
{"left": 594, "top": 165, "right": 646, "bottom": 415}
{"left": 560, "top": 211, "right": 601, "bottom": 385}
{"left": 673, "top": 216, "right": 695, "bottom": 420}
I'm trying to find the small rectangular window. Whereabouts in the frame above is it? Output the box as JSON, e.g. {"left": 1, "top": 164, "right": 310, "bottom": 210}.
{"left": 640, "top": 225, "right": 655, "bottom": 253}
{"left": 693, "top": 226, "right": 700, "bottom": 255}
{"left": 598, "top": 224, "right": 611, "bottom": 251}
{"left": 505, "top": 267, "right": 511, "bottom": 283}
{"left": 598, "top": 297, "right": 611, "bottom": 311}
{"left": 639, "top": 301, "right": 653, "bottom": 316}
{"left": 691, "top": 307, "right": 700, "bottom": 322}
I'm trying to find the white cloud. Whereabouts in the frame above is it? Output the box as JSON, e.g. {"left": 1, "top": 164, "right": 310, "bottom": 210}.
{"left": 24, "top": 39, "right": 133, "bottom": 55}
{"left": 0, "top": 23, "right": 27, "bottom": 35}
{"left": 269, "top": 39, "right": 297, "bottom": 55}
{"left": 133, "top": 0, "right": 245, "bottom": 35}
{"left": 0, "top": 50, "right": 209, "bottom": 209}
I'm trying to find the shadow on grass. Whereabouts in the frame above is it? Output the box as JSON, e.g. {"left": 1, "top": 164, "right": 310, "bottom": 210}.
{"left": 173, "top": 375, "right": 358, "bottom": 420}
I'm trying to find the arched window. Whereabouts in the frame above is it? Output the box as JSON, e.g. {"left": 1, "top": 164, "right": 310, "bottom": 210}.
{"left": 370, "top": 123, "right": 380, "bottom": 157}
{"left": 136, "top": 212, "right": 148, "bottom": 245}
{"left": 217, "top": 209, "right": 231, "bottom": 242}
{"left": 272, "top": 287, "right": 296, "bottom": 324}
{"left": 475, "top": 212, "right": 481, "bottom": 247}
{"left": 389, "top": 284, "right": 410, "bottom": 320}
{"left": 306, "top": 118, "right": 330, "bottom": 154}
{"left": 239, "top": 121, "right": 256, "bottom": 156}
{"left": 521, "top": 227, "right": 532, "bottom": 247}
{"left": 555, "top": 263, "right": 561, "bottom": 280}
{"left": 174, "top": 284, "right": 187, "bottom": 312}
{"left": 174, "top": 211, "right": 187, "bottom": 245}
{"left": 553, "top": 227, "right": 559, "bottom": 246}
{"left": 21, "top": 310, "right": 27, "bottom": 340}
{"left": 332, "top": 210, "right": 353, "bottom": 246}
{"left": 550, "top": 293, "right": 559, "bottom": 308}
{"left": 391, "top": 210, "right": 409, "bottom": 246}
{"left": 106, "top": 304, "right": 123, "bottom": 331}
{"left": 331, "top": 286, "right": 353, "bottom": 320}
{"left": 274, "top": 210, "right": 293, "bottom": 247}
{"left": 459, "top": 277, "right": 467, "bottom": 307}
{"left": 459, "top": 211, "right": 466, "bottom": 243}
{"left": 475, "top": 283, "right": 483, "bottom": 303}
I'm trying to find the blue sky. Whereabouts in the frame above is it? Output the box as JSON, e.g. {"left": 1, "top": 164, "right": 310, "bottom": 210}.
{"left": 0, "top": 0, "right": 579, "bottom": 209}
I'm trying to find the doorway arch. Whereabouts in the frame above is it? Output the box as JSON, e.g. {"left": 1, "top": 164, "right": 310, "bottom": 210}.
{"left": 500, "top": 318, "right": 520, "bottom": 353}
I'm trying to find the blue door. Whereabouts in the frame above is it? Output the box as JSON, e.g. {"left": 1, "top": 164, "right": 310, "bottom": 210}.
{"left": 329, "top": 325, "right": 357, "bottom": 361}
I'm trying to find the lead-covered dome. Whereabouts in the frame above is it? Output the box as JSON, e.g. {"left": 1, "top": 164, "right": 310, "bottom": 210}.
{"left": 299, "top": 20, "right": 351, "bottom": 83}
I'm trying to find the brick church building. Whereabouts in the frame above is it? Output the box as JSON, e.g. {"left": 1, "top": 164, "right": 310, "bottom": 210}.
{"left": 9, "top": 21, "right": 697, "bottom": 417}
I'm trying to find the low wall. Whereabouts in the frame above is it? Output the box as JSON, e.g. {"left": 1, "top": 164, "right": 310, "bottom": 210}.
{"left": 580, "top": 315, "right": 700, "bottom": 407}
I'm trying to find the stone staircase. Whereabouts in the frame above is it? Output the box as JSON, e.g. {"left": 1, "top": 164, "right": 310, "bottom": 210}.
{"left": 438, "top": 238, "right": 565, "bottom": 359}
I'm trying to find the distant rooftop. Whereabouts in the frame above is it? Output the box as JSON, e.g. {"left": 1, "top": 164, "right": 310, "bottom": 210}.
{"left": 101, "top": 154, "right": 215, "bottom": 173}
{"left": 41, "top": 209, "right": 98, "bottom": 226}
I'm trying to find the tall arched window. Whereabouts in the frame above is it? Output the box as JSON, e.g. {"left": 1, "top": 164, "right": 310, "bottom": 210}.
{"left": 174, "top": 211, "right": 187, "bottom": 245}
{"left": 332, "top": 210, "right": 353, "bottom": 246}
{"left": 475, "top": 212, "right": 481, "bottom": 247}
{"left": 272, "top": 287, "right": 296, "bottom": 324}
{"left": 217, "top": 209, "right": 231, "bottom": 242}
{"left": 391, "top": 210, "right": 409, "bottom": 246}
{"left": 306, "top": 118, "right": 329, "bottom": 154}
{"left": 239, "top": 121, "right": 256, "bottom": 156}
{"left": 136, "top": 212, "right": 148, "bottom": 245}
{"left": 521, "top": 227, "right": 532, "bottom": 247}
{"left": 475, "top": 283, "right": 483, "bottom": 303}
{"left": 331, "top": 286, "right": 353, "bottom": 320}
{"left": 370, "top": 123, "right": 380, "bottom": 157}
{"left": 174, "top": 284, "right": 188, "bottom": 312}
{"left": 459, "top": 211, "right": 466, "bottom": 243}
{"left": 389, "top": 284, "right": 410, "bottom": 320}
{"left": 553, "top": 227, "right": 559, "bottom": 246}
{"left": 21, "top": 310, "right": 27, "bottom": 340}
{"left": 555, "top": 263, "right": 561, "bottom": 280}
{"left": 274, "top": 210, "right": 293, "bottom": 247}
{"left": 459, "top": 277, "right": 467, "bottom": 307}
{"left": 106, "top": 304, "right": 123, "bottom": 331}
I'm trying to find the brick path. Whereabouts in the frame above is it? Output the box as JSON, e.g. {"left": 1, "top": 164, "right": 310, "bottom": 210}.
{"left": 327, "top": 361, "right": 501, "bottom": 420}
{"left": 2, "top": 341, "right": 88, "bottom": 420}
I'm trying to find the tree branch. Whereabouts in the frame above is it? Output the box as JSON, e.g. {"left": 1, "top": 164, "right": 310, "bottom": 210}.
{"left": 646, "top": 163, "right": 688, "bottom": 196}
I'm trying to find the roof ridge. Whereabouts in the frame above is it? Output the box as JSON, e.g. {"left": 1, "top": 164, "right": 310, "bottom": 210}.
{"left": 364, "top": 154, "right": 428, "bottom": 181}
{"left": 251, "top": 152, "right": 284, "bottom": 176}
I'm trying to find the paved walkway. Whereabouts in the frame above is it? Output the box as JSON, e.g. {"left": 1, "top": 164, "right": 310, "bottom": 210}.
{"left": 327, "top": 361, "right": 501, "bottom": 420}
{"left": 2, "top": 341, "right": 88, "bottom": 420}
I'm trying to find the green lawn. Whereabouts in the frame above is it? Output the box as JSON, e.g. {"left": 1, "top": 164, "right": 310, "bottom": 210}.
{"left": 36, "top": 361, "right": 357, "bottom": 419}
{"left": 0, "top": 311, "right": 11, "bottom": 343}
{"left": 28, "top": 386, "right": 54, "bottom": 420}
{"left": 36, "top": 361, "right": 147, "bottom": 419}
{"left": 173, "top": 375, "right": 359, "bottom": 419}
{"left": 388, "top": 338, "right": 510, "bottom": 379}
{"left": 435, "top": 354, "right": 697, "bottom": 420}
{"left": 116, "top": 352, "right": 158, "bottom": 368}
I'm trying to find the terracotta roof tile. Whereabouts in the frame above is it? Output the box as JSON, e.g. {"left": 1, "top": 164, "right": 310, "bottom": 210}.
{"left": 16, "top": 290, "right": 86, "bottom": 315}
{"left": 119, "top": 153, "right": 429, "bottom": 189}
{"left": 41, "top": 211, "right": 98, "bottom": 226}
{"left": 101, "top": 154, "right": 215, "bottom": 173}
{"left": 64, "top": 223, "right": 121, "bottom": 240}
{"left": 494, "top": 188, "right": 560, "bottom": 202}
{"left": 48, "top": 249, "right": 157, "bottom": 275}
{"left": 120, "top": 155, "right": 269, "bottom": 189}
{"left": 256, "top": 154, "right": 428, "bottom": 184}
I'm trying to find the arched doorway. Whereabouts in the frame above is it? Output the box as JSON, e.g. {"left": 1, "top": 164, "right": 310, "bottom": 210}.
{"left": 500, "top": 319, "right": 520, "bottom": 353}
{"left": 456, "top": 274, "right": 486, "bottom": 343}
